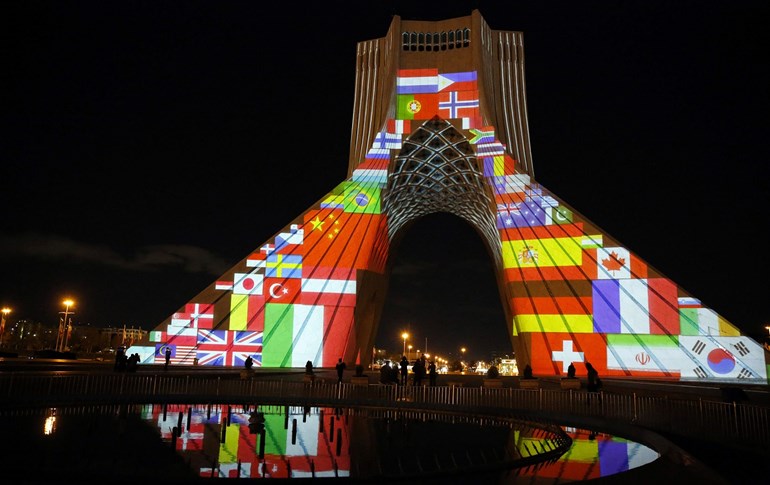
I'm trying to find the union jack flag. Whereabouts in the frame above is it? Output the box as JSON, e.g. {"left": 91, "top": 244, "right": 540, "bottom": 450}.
{"left": 196, "top": 329, "right": 263, "bottom": 367}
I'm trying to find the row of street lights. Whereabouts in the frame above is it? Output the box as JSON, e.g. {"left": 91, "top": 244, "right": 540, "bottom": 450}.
{"left": 0, "top": 300, "right": 76, "bottom": 351}
{"left": 400, "top": 330, "right": 467, "bottom": 365}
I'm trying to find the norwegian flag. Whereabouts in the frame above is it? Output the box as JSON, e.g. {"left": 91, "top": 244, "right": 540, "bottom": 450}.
{"left": 438, "top": 90, "right": 479, "bottom": 118}
{"left": 196, "top": 330, "right": 263, "bottom": 367}
{"left": 170, "top": 303, "right": 215, "bottom": 329}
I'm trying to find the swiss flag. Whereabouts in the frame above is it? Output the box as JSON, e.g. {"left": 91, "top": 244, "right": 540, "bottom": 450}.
{"left": 529, "top": 332, "right": 608, "bottom": 376}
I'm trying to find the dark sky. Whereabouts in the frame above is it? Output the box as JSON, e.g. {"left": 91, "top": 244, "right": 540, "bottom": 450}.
{"left": 3, "top": 1, "right": 769, "bottom": 361}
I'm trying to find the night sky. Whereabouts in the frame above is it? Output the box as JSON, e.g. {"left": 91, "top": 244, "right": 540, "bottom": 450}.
{"left": 4, "top": 1, "right": 769, "bottom": 361}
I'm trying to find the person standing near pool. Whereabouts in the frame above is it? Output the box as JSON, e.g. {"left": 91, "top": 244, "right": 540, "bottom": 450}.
{"left": 399, "top": 356, "right": 409, "bottom": 385}
{"left": 428, "top": 360, "right": 437, "bottom": 386}
{"left": 335, "top": 358, "right": 346, "bottom": 383}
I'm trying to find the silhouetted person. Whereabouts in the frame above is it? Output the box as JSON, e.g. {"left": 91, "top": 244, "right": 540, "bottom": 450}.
{"left": 164, "top": 347, "right": 172, "bottom": 370}
{"left": 244, "top": 355, "right": 254, "bottom": 370}
{"left": 585, "top": 361, "right": 602, "bottom": 404}
{"left": 567, "top": 363, "right": 576, "bottom": 378}
{"left": 413, "top": 358, "right": 424, "bottom": 386}
{"left": 304, "top": 360, "right": 315, "bottom": 383}
{"left": 428, "top": 360, "right": 437, "bottom": 386}
{"left": 390, "top": 362, "right": 400, "bottom": 385}
{"left": 379, "top": 362, "right": 391, "bottom": 384}
{"left": 523, "top": 364, "right": 533, "bottom": 379}
{"left": 119, "top": 352, "right": 128, "bottom": 371}
{"left": 114, "top": 347, "right": 125, "bottom": 372}
{"left": 399, "top": 356, "right": 409, "bottom": 385}
{"left": 335, "top": 358, "right": 346, "bottom": 383}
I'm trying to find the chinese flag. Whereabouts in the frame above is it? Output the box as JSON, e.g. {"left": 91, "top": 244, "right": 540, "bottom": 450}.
{"left": 302, "top": 209, "right": 384, "bottom": 271}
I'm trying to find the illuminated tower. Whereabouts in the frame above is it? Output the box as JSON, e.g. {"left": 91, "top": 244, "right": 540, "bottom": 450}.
{"left": 140, "top": 10, "right": 769, "bottom": 384}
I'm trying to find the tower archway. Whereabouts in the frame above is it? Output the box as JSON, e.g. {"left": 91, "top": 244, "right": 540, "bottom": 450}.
{"left": 376, "top": 117, "right": 511, "bottom": 359}
{"left": 384, "top": 117, "right": 500, "bottom": 264}
{"left": 376, "top": 211, "right": 509, "bottom": 364}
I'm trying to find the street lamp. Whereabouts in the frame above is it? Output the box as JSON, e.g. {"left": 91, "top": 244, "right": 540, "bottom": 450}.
{"left": 401, "top": 332, "right": 409, "bottom": 356}
{"left": 408, "top": 344, "right": 413, "bottom": 360}
{"left": 0, "top": 307, "right": 10, "bottom": 347}
{"left": 57, "top": 299, "right": 75, "bottom": 352}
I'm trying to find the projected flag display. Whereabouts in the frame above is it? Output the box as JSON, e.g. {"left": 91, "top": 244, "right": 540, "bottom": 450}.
{"left": 134, "top": 62, "right": 767, "bottom": 386}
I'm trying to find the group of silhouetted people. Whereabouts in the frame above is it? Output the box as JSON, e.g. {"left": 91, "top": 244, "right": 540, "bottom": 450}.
{"left": 526, "top": 361, "right": 602, "bottom": 403}
{"left": 114, "top": 347, "right": 140, "bottom": 372}
{"left": 378, "top": 355, "right": 437, "bottom": 386}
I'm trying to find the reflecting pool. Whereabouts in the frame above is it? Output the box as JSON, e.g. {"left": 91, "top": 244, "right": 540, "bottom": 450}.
{"left": 0, "top": 404, "right": 659, "bottom": 483}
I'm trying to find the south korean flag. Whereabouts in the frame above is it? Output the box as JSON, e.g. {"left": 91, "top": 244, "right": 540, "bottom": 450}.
{"left": 679, "top": 336, "right": 766, "bottom": 380}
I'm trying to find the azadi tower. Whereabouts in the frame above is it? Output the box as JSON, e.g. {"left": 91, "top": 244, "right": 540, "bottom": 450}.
{"left": 137, "top": 10, "right": 769, "bottom": 384}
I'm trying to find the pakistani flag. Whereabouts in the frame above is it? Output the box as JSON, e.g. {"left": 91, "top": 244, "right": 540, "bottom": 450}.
{"left": 551, "top": 205, "right": 573, "bottom": 224}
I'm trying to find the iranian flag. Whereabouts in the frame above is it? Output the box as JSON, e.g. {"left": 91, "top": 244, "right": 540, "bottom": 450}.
{"left": 605, "top": 334, "right": 682, "bottom": 377}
